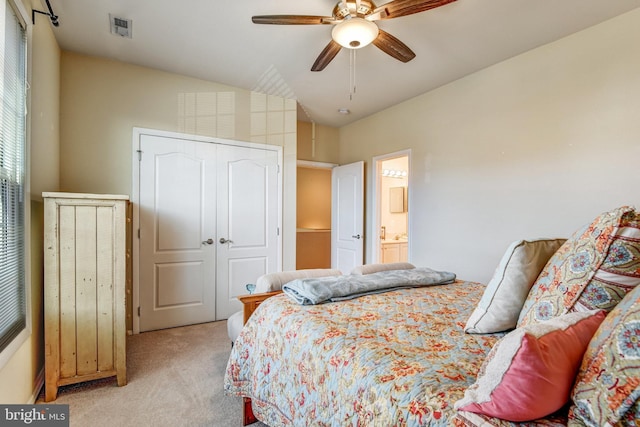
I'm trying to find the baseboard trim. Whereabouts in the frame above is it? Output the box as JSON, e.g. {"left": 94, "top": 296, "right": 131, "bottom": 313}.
{"left": 29, "top": 367, "right": 45, "bottom": 404}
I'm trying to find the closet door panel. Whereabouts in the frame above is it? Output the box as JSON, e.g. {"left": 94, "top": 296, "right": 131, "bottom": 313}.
{"left": 216, "top": 145, "right": 279, "bottom": 320}
{"left": 138, "top": 135, "right": 217, "bottom": 331}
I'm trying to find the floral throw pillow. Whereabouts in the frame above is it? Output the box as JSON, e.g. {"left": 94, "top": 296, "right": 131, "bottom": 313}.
{"left": 569, "top": 284, "right": 640, "bottom": 426}
{"left": 518, "top": 206, "right": 639, "bottom": 327}
{"left": 573, "top": 209, "right": 640, "bottom": 313}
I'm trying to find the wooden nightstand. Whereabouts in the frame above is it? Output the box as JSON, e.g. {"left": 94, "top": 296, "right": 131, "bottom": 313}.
{"left": 236, "top": 290, "right": 282, "bottom": 425}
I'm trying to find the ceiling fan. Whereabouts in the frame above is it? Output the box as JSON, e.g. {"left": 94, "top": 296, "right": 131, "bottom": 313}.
{"left": 252, "top": 0, "right": 457, "bottom": 72}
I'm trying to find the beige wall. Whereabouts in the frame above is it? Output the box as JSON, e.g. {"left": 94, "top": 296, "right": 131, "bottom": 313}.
{"left": 59, "top": 52, "right": 298, "bottom": 271}
{"left": 29, "top": 1, "right": 60, "bottom": 197}
{"left": 297, "top": 167, "right": 332, "bottom": 230}
{"left": 0, "top": 0, "right": 60, "bottom": 404}
{"left": 296, "top": 232, "right": 331, "bottom": 270}
{"left": 297, "top": 121, "right": 340, "bottom": 164}
{"left": 340, "top": 9, "right": 640, "bottom": 283}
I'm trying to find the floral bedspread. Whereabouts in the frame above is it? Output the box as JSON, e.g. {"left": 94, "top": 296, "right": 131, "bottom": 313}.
{"left": 224, "top": 280, "right": 503, "bottom": 426}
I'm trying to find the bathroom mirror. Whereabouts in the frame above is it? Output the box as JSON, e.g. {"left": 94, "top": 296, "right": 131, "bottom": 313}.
{"left": 389, "top": 187, "right": 406, "bottom": 213}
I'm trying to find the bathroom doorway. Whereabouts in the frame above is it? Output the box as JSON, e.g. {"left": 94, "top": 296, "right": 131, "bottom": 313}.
{"left": 372, "top": 151, "right": 410, "bottom": 264}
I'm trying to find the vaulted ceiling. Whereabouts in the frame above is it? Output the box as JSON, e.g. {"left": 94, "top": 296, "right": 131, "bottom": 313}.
{"left": 44, "top": 0, "right": 640, "bottom": 127}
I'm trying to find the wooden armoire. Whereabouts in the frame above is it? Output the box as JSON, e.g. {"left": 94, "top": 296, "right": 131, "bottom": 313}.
{"left": 43, "top": 192, "right": 128, "bottom": 401}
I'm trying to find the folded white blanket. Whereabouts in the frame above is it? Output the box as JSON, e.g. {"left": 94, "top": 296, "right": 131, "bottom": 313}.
{"left": 282, "top": 267, "right": 456, "bottom": 305}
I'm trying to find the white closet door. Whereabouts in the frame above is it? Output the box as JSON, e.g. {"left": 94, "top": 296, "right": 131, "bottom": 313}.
{"left": 139, "top": 135, "right": 217, "bottom": 331}
{"left": 215, "top": 144, "right": 280, "bottom": 320}
{"left": 137, "top": 133, "right": 281, "bottom": 331}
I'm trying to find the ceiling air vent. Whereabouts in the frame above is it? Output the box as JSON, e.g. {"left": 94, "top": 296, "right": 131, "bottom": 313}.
{"left": 109, "top": 14, "right": 132, "bottom": 38}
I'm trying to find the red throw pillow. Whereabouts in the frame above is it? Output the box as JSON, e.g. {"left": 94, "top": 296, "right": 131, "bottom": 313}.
{"left": 455, "top": 310, "right": 606, "bottom": 421}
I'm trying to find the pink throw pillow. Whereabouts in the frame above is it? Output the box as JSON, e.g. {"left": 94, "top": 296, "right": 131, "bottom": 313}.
{"left": 455, "top": 310, "right": 606, "bottom": 422}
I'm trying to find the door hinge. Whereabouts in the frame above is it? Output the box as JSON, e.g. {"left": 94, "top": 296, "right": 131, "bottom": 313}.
{"left": 277, "top": 164, "right": 281, "bottom": 173}
{"left": 137, "top": 229, "right": 140, "bottom": 239}
{"left": 137, "top": 306, "right": 140, "bottom": 317}
{"left": 277, "top": 227, "right": 280, "bottom": 236}
{"left": 137, "top": 149, "right": 142, "bottom": 161}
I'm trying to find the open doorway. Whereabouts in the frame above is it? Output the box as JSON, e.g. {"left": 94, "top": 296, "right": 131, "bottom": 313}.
{"left": 296, "top": 159, "right": 364, "bottom": 272}
{"left": 372, "top": 151, "right": 410, "bottom": 264}
{"left": 296, "top": 160, "right": 334, "bottom": 269}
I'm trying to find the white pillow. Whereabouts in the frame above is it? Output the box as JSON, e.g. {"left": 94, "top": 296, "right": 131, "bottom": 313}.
{"left": 350, "top": 262, "right": 415, "bottom": 275}
{"left": 464, "top": 238, "right": 566, "bottom": 334}
{"left": 255, "top": 268, "right": 342, "bottom": 293}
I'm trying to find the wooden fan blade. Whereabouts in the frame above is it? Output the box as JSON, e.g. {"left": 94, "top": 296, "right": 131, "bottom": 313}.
{"left": 372, "top": 29, "right": 416, "bottom": 63}
{"left": 372, "top": 0, "right": 456, "bottom": 20}
{"left": 311, "top": 40, "right": 342, "bottom": 71}
{"left": 252, "top": 15, "right": 336, "bottom": 25}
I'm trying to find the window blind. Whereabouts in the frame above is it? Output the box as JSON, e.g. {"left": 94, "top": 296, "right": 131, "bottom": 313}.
{"left": 0, "top": 0, "right": 27, "bottom": 353}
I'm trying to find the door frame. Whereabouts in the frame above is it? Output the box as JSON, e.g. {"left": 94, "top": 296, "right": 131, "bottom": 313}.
{"left": 131, "top": 127, "right": 283, "bottom": 334}
{"left": 371, "top": 149, "right": 411, "bottom": 264}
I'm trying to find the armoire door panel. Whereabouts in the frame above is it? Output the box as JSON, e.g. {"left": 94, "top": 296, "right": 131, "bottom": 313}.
{"left": 58, "top": 205, "right": 77, "bottom": 379}
{"left": 96, "top": 206, "right": 115, "bottom": 372}
{"left": 75, "top": 206, "right": 99, "bottom": 376}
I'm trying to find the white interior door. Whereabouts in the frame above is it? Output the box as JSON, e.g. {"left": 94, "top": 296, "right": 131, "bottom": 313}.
{"left": 215, "top": 144, "right": 280, "bottom": 319}
{"left": 137, "top": 133, "right": 282, "bottom": 331}
{"left": 331, "top": 161, "right": 364, "bottom": 273}
{"left": 138, "top": 134, "right": 217, "bottom": 331}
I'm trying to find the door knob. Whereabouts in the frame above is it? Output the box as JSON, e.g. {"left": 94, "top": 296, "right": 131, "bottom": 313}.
{"left": 202, "top": 238, "right": 214, "bottom": 245}
{"left": 352, "top": 234, "right": 361, "bottom": 239}
{"left": 219, "top": 237, "right": 233, "bottom": 244}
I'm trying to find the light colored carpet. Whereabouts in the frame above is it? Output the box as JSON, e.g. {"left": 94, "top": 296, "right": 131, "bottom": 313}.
{"left": 37, "top": 321, "right": 268, "bottom": 427}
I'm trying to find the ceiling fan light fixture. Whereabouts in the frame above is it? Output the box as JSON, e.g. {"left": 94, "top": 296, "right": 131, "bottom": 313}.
{"left": 331, "top": 17, "right": 378, "bottom": 49}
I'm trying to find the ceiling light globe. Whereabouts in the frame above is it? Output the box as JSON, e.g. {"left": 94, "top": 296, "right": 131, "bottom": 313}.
{"left": 331, "top": 17, "right": 378, "bottom": 49}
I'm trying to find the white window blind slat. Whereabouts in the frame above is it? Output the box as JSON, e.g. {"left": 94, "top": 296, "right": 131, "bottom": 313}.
{"left": 0, "top": 0, "right": 27, "bottom": 353}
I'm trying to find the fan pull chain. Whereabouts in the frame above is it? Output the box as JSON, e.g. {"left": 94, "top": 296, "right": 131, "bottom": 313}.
{"left": 349, "top": 49, "right": 357, "bottom": 101}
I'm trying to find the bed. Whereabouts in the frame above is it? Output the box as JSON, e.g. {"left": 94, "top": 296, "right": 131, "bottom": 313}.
{"left": 225, "top": 280, "right": 500, "bottom": 426}
{"left": 224, "top": 206, "right": 640, "bottom": 427}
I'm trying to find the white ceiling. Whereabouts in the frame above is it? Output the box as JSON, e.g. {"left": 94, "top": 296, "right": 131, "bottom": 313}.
{"left": 42, "top": 0, "right": 640, "bottom": 127}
